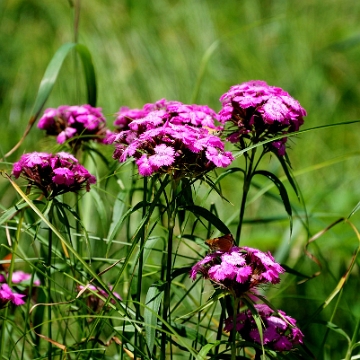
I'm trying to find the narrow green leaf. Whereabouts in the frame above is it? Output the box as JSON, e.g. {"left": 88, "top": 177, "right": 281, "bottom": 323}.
{"left": 107, "top": 191, "right": 126, "bottom": 241}
{"left": 184, "top": 205, "right": 231, "bottom": 235}
{"left": 196, "top": 341, "right": 222, "bottom": 360}
{"left": 6, "top": 175, "right": 126, "bottom": 313}
{"left": 233, "top": 120, "right": 360, "bottom": 158}
{"left": 144, "top": 282, "right": 164, "bottom": 352}
{"left": 32, "top": 42, "right": 76, "bottom": 119}
{"left": 253, "top": 170, "right": 293, "bottom": 234}
{"left": 276, "top": 153, "right": 299, "bottom": 198}
{"left": 89, "top": 188, "right": 108, "bottom": 235}
{"left": 4, "top": 42, "right": 97, "bottom": 158}
{"left": 0, "top": 201, "right": 29, "bottom": 225}
{"left": 213, "top": 167, "right": 245, "bottom": 186}
{"left": 75, "top": 43, "right": 97, "bottom": 106}
{"left": 191, "top": 40, "right": 219, "bottom": 103}
{"left": 106, "top": 200, "right": 151, "bottom": 256}
{"left": 171, "top": 323, "right": 208, "bottom": 346}
{"left": 348, "top": 201, "right": 360, "bottom": 219}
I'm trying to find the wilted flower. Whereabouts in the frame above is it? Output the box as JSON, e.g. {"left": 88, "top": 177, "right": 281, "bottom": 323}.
{"left": 219, "top": 81, "right": 306, "bottom": 155}
{"left": 224, "top": 304, "right": 304, "bottom": 352}
{"left": 78, "top": 284, "right": 122, "bottom": 313}
{"left": 190, "top": 246, "right": 284, "bottom": 297}
{"left": 12, "top": 151, "right": 96, "bottom": 198}
{"left": 38, "top": 105, "right": 107, "bottom": 146}
{"left": 0, "top": 283, "right": 26, "bottom": 307}
{"left": 106, "top": 99, "right": 234, "bottom": 178}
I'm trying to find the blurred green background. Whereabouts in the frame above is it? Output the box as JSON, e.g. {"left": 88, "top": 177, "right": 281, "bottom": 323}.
{"left": 2, "top": 0, "right": 360, "bottom": 357}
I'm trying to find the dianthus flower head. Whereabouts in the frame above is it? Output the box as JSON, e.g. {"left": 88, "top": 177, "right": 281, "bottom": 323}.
{"left": 0, "top": 271, "right": 41, "bottom": 287}
{"left": 106, "top": 99, "right": 234, "bottom": 178}
{"left": 219, "top": 81, "right": 306, "bottom": 156}
{"left": 224, "top": 304, "right": 304, "bottom": 352}
{"left": 38, "top": 105, "right": 108, "bottom": 147}
{"left": 0, "top": 283, "right": 26, "bottom": 307}
{"left": 190, "top": 245, "right": 284, "bottom": 298}
{"left": 12, "top": 151, "right": 96, "bottom": 198}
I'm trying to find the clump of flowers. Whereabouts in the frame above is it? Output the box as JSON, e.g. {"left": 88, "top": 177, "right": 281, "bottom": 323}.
{"left": 218, "top": 80, "right": 307, "bottom": 156}
{"left": 12, "top": 151, "right": 96, "bottom": 198}
{"left": 38, "top": 104, "right": 107, "bottom": 146}
{"left": 0, "top": 270, "right": 40, "bottom": 305}
{"left": 78, "top": 284, "right": 122, "bottom": 313}
{"left": 224, "top": 304, "right": 304, "bottom": 352}
{"left": 0, "top": 270, "right": 41, "bottom": 286}
{"left": 190, "top": 246, "right": 284, "bottom": 297}
{"left": 106, "top": 99, "right": 234, "bottom": 178}
{"left": 0, "top": 283, "right": 25, "bottom": 307}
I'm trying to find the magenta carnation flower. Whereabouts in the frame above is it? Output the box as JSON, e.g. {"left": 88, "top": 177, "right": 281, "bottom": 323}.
{"left": 106, "top": 99, "right": 234, "bottom": 178}
{"left": 224, "top": 304, "right": 304, "bottom": 352}
{"left": 38, "top": 105, "right": 107, "bottom": 146}
{"left": 12, "top": 151, "right": 96, "bottom": 198}
{"left": 0, "top": 271, "right": 41, "bottom": 287}
{"left": 219, "top": 81, "right": 306, "bottom": 156}
{"left": 190, "top": 246, "right": 284, "bottom": 297}
{"left": 0, "top": 283, "right": 26, "bottom": 307}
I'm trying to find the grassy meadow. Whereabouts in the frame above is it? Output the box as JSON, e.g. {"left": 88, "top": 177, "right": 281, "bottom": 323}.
{"left": 1, "top": 1, "right": 360, "bottom": 359}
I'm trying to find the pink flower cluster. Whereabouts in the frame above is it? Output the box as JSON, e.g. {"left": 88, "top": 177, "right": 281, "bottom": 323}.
{"left": 190, "top": 246, "right": 284, "bottom": 297}
{"left": 0, "top": 283, "right": 25, "bottom": 307}
{"left": 0, "top": 270, "right": 40, "bottom": 286}
{"left": 0, "top": 270, "right": 40, "bottom": 308}
{"left": 38, "top": 105, "right": 107, "bottom": 145}
{"left": 224, "top": 304, "right": 304, "bottom": 352}
{"left": 106, "top": 99, "right": 234, "bottom": 177}
{"left": 12, "top": 151, "right": 96, "bottom": 198}
{"left": 219, "top": 81, "right": 306, "bottom": 155}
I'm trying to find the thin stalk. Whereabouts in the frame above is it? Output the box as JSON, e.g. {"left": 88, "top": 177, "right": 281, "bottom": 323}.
{"left": 0, "top": 208, "right": 25, "bottom": 359}
{"left": 134, "top": 176, "right": 148, "bottom": 359}
{"left": 160, "top": 179, "right": 177, "bottom": 360}
{"left": 319, "top": 288, "right": 343, "bottom": 359}
{"left": 231, "top": 297, "right": 240, "bottom": 360}
{"left": 236, "top": 148, "right": 256, "bottom": 244}
{"left": 345, "top": 316, "right": 360, "bottom": 360}
{"left": 73, "top": 0, "right": 81, "bottom": 103}
{"left": 214, "top": 298, "right": 227, "bottom": 356}
{"left": 47, "top": 203, "right": 54, "bottom": 360}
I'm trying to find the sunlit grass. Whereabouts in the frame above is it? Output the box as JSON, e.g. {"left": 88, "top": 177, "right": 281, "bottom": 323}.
{"left": 1, "top": 1, "right": 360, "bottom": 359}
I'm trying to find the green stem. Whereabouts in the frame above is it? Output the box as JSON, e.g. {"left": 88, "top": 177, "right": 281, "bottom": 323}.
{"left": 47, "top": 203, "right": 54, "bottom": 360}
{"left": 73, "top": 0, "right": 81, "bottom": 103}
{"left": 345, "top": 313, "right": 360, "bottom": 360}
{"left": 160, "top": 179, "right": 177, "bottom": 360}
{"left": 235, "top": 148, "right": 256, "bottom": 244}
{"left": 134, "top": 177, "right": 148, "bottom": 359}
{"left": 0, "top": 208, "right": 24, "bottom": 359}
{"left": 231, "top": 297, "right": 240, "bottom": 360}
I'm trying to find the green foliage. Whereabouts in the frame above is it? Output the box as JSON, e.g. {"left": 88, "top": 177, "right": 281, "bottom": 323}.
{"left": 1, "top": 1, "right": 360, "bottom": 359}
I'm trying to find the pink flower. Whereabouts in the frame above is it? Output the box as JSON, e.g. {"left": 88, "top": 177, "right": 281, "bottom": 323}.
{"left": 10, "top": 271, "right": 41, "bottom": 286}
{"left": 109, "top": 99, "right": 234, "bottom": 178}
{"left": 38, "top": 104, "right": 108, "bottom": 147}
{"left": 224, "top": 304, "right": 304, "bottom": 352}
{"left": 12, "top": 152, "right": 96, "bottom": 198}
{"left": 219, "top": 81, "right": 306, "bottom": 156}
{"left": 190, "top": 245, "right": 284, "bottom": 297}
{"left": 52, "top": 168, "right": 75, "bottom": 186}
{"left": 0, "top": 283, "right": 26, "bottom": 307}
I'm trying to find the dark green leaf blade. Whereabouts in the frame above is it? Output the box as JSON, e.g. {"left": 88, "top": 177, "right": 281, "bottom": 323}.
{"left": 75, "top": 43, "right": 97, "bottom": 106}
{"left": 253, "top": 170, "right": 293, "bottom": 234}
